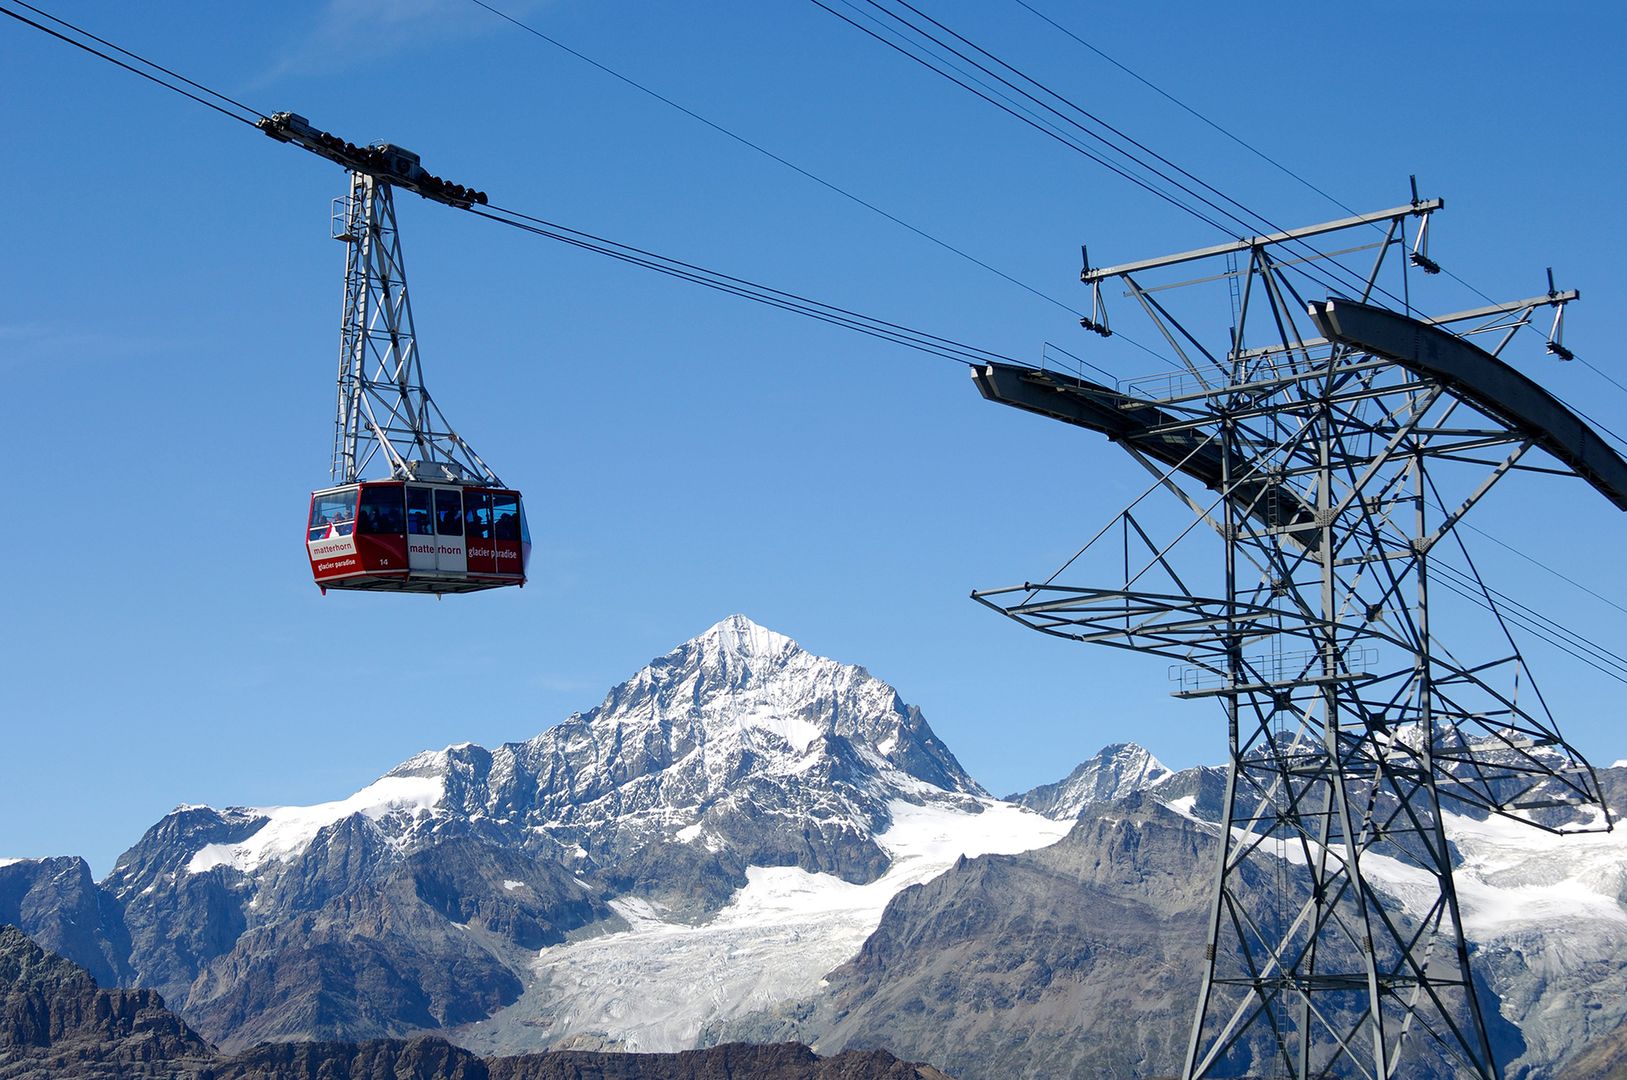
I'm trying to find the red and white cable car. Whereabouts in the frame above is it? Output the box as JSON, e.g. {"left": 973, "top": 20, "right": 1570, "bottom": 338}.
{"left": 280, "top": 117, "right": 528, "bottom": 597}
{"left": 307, "top": 482, "right": 530, "bottom": 594}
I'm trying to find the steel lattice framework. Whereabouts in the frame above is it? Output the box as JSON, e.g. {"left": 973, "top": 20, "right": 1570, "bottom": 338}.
{"left": 972, "top": 200, "right": 1625, "bottom": 1078}
{"left": 256, "top": 112, "right": 501, "bottom": 487}
{"left": 330, "top": 171, "right": 501, "bottom": 486}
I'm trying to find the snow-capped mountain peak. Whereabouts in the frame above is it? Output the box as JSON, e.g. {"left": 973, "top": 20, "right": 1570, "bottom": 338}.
{"left": 146, "top": 617, "right": 981, "bottom": 924}
{"left": 1013, "top": 742, "right": 1173, "bottom": 820}
{"left": 694, "top": 613, "right": 800, "bottom": 666}
{"left": 542, "top": 616, "right": 977, "bottom": 790}
{"left": 82, "top": 616, "right": 1018, "bottom": 1053}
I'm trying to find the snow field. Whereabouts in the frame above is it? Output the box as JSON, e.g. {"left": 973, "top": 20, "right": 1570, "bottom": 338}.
{"left": 515, "top": 797, "right": 1072, "bottom": 1052}
{"left": 185, "top": 775, "right": 444, "bottom": 874}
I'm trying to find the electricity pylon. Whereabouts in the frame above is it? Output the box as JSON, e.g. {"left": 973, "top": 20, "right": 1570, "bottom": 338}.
{"left": 974, "top": 199, "right": 1623, "bottom": 1078}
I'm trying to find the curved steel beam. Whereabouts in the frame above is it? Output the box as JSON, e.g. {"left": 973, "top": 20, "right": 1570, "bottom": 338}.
{"left": 1308, "top": 298, "right": 1627, "bottom": 512}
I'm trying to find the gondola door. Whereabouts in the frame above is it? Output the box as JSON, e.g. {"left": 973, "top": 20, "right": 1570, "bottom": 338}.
{"left": 433, "top": 488, "right": 466, "bottom": 573}
{"left": 464, "top": 490, "right": 497, "bottom": 575}
{"left": 406, "top": 486, "right": 437, "bottom": 572}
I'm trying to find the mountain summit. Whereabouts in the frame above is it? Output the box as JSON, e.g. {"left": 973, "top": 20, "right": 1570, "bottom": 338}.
{"left": 10, "top": 617, "right": 1627, "bottom": 1077}
{"left": 94, "top": 616, "right": 1027, "bottom": 1051}
{"left": 1010, "top": 742, "right": 1172, "bottom": 818}
{"left": 382, "top": 614, "right": 985, "bottom": 898}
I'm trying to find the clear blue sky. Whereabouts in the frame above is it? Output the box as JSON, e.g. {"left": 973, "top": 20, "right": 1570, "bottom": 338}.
{"left": 3, "top": 1, "right": 1624, "bottom": 875}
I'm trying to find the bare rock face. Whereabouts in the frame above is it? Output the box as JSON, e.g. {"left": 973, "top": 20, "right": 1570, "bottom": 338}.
{"left": 0, "top": 858, "right": 131, "bottom": 991}
{"left": 712, "top": 793, "right": 1499, "bottom": 1080}
{"left": 0, "top": 923, "right": 213, "bottom": 1079}
{"left": 212, "top": 1035, "right": 489, "bottom": 1080}
{"left": 86, "top": 616, "right": 981, "bottom": 1049}
{"left": 0, "top": 926, "right": 948, "bottom": 1080}
{"left": 713, "top": 797, "right": 1217, "bottom": 1080}
{"left": 1563, "top": 1023, "right": 1627, "bottom": 1080}
{"left": 103, "top": 803, "right": 265, "bottom": 1007}
{"left": 1007, "top": 743, "right": 1172, "bottom": 818}
{"left": 489, "top": 1042, "right": 953, "bottom": 1079}
{"left": 179, "top": 832, "right": 611, "bottom": 1050}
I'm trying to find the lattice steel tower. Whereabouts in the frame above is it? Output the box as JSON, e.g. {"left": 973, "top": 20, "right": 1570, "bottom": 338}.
{"left": 973, "top": 199, "right": 1627, "bottom": 1078}
{"left": 257, "top": 111, "right": 502, "bottom": 486}
{"left": 328, "top": 169, "right": 500, "bottom": 485}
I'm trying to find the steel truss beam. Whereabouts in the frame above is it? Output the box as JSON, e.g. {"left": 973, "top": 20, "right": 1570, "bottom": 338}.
{"left": 975, "top": 204, "right": 1622, "bottom": 1078}
{"left": 331, "top": 173, "right": 501, "bottom": 486}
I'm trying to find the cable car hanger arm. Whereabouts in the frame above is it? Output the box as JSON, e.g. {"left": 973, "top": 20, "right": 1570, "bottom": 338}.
{"left": 256, "top": 111, "right": 488, "bottom": 209}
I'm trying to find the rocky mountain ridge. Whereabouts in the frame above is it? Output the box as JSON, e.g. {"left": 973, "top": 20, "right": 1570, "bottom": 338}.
{"left": 1007, "top": 741, "right": 1172, "bottom": 818}
{"left": 5, "top": 616, "right": 1034, "bottom": 1057}
{"left": 712, "top": 752, "right": 1627, "bottom": 1080}
{"left": 5, "top": 616, "right": 1627, "bottom": 1079}
{"left": 0, "top": 924, "right": 950, "bottom": 1080}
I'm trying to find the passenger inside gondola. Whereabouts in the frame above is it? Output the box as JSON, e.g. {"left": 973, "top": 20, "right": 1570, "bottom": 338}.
{"left": 308, "top": 490, "right": 359, "bottom": 540}
{"left": 435, "top": 491, "right": 463, "bottom": 535}
{"left": 466, "top": 492, "right": 492, "bottom": 540}
{"left": 407, "top": 487, "right": 433, "bottom": 536}
{"left": 356, "top": 485, "right": 405, "bottom": 536}
{"left": 493, "top": 492, "right": 519, "bottom": 540}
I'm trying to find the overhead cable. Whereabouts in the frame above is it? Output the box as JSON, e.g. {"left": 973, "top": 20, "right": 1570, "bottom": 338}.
{"left": 844, "top": 0, "right": 1627, "bottom": 448}
{"left": 1015, "top": 0, "right": 1627, "bottom": 417}
{"left": 0, "top": 1, "right": 263, "bottom": 127}
{"left": 466, "top": 0, "right": 1086, "bottom": 322}
{"left": 468, "top": 0, "right": 1187, "bottom": 374}
{"left": 3, "top": 0, "right": 1024, "bottom": 373}
{"left": 806, "top": 0, "right": 1242, "bottom": 242}
{"left": 1010, "top": 0, "right": 1361, "bottom": 221}
{"left": 1457, "top": 520, "right": 1627, "bottom": 619}
{"left": 472, "top": 204, "right": 1017, "bottom": 367}
{"left": 1432, "top": 561, "right": 1627, "bottom": 684}
{"left": 820, "top": 0, "right": 1431, "bottom": 317}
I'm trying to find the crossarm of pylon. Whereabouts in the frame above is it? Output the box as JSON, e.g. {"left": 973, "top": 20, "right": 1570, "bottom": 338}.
{"left": 971, "top": 362, "right": 1322, "bottom": 547}
{"left": 970, "top": 585, "right": 1337, "bottom": 664}
{"left": 1309, "top": 298, "right": 1627, "bottom": 511}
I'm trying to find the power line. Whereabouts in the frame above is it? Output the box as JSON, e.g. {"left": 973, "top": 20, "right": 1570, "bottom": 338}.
{"left": 808, "top": 0, "right": 1241, "bottom": 241}
{"left": 0, "top": 1, "right": 262, "bottom": 127}
{"left": 801, "top": 0, "right": 1241, "bottom": 375}
{"left": 1456, "top": 520, "right": 1627, "bottom": 619}
{"left": 876, "top": 0, "right": 1278, "bottom": 238}
{"left": 823, "top": 0, "right": 1418, "bottom": 314}
{"left": 1433, "top": 561, "right": 1627, "bottom": 680}
{"left": 3, "top": 0, "right": 1028, "bottom": 374}
{"left": 468, "top": 0, "right": 1196, "bottom": 376}
{"left": 1012, "top": 0, "right": 1627, "bottom": 420}
{"left": 465, "top": 0, "right": 1084, "bottom": 322}
{"left": 1432, "top": 564, "right": 1627, "bottom": 687}
{"left": 857, "top": 0, "right": 1627, "bottom": 453}
{"left": 1009, "top": 0, "right": 1361, "bottom": 220}
{"left": 472, "top": 204, "right": 1018, "bottom": 367}
{"left": 1581, "top": 357, "right": 1627, "bottom": 400}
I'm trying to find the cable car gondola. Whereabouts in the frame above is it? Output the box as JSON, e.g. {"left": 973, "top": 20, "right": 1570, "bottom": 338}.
{"left": 307, "top": 481, "right": 530, "bottom": 595}
{"left": 267, "top": 113, "right": 529, "bottom": 597}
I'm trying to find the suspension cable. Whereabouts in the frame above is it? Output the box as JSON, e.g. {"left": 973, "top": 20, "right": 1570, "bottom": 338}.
{"left": 3, "top": 1, "right": 1029, "bottom": 372}
{"left": 1009, "top": 0, "right": 1359, "bottom": 220}
{"left": 807, "top": 0, "right": 1241, "bottom": 241}
{"left": 466, "top": 0, "right": 1085, "bottom": 322}
{"left": 0, "top": 1, "right": 263, "bottom": 127}
{"left": 818, "top": 0, "right": 1418, "bottom": 313}
{"left": 473, "top": 204, "right": 1020, "bottom": 367}
{"left": 1013, "top": 0, "right": 1627, "bottom": 418}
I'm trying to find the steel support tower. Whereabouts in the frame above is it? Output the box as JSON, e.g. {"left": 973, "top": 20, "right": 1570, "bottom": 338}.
{"left": 973, "top": 200, "right": 1626, "bottom": 1078}
{"left": 329, "top": 171, "right": 499, "bottom": 485}
{"left": 258, "top": 111, "right": 501, "bottom": 486}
